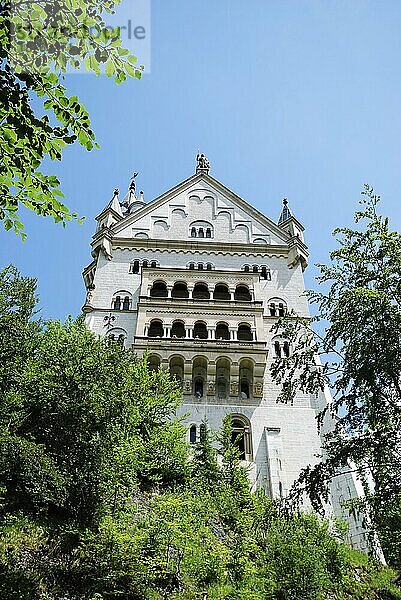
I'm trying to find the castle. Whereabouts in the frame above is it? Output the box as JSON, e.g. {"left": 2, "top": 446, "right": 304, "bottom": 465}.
{"left": 82, "top": 154, "right": 369, "bottom": 551}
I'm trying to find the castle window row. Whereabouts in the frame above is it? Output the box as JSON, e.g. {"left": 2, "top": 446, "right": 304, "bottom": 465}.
{"left": 129, "top": 259, "right": 159, "bottom": 274}
{"left": 190, "top": 226, "right": 212, "bottom": 238}
{"left": 269, "top": 300, "right": 286, "bottom": 317}
{"left": 145, "top": 319, "right": 255, "bottom": 342}
{"left": 148, "top": 355, "right": 257, "bottom": 413}
{"left": 273, "top": 340, "right": 291, "bottom": 358}
{"left": 112, "top": 291, "right": 132, "bottom": 310}
{"left": 242, "top": 265, "right": 271, "bottom": 280}
{"left": 149, "top": 281, "right": 253, "bottom": 302}
{"left": 188, "top": 262, "right": 214, "bottom": 270}
{"left": 189, "top": 221, "right": 214, "bottom": 239}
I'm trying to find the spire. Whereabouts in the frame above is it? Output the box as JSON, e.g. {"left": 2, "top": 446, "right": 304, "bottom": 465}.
{"left": 278, "top": 198, "right": 292, "bottom": 225}
{"left": 107, "top": 188, "right": 123, "bottom": 217}
{"left": 196, "top": 151, "right": 210, "bottom": 174}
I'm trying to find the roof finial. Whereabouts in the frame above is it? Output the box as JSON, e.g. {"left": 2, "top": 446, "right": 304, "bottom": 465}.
{"left": 113, "top": 188, "right": 119, "bottom": 197}
{"left": 278, "top": 197, "right": 292, "bottom": 225}
{"left": 196, "top": 152, "right": 210, "bottom": 174}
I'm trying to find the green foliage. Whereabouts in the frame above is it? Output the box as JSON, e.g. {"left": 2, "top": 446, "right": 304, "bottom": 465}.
{"left": 0, "top": 265, "right": 399, "bottom": 599}
{"left": 270, "top": 185, "right": 401, "bottom": 567}
{"left": 0, "top": 1, "right": 143, "bottom": 236}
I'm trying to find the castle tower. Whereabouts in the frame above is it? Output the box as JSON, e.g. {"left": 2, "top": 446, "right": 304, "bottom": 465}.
{"left": 82, "top": 155, "right": 369, "bottom": 552}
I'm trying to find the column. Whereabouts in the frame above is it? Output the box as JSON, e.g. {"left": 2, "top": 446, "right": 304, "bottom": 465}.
{"left": 183, "top": 359, "right": 193, "bottom": 395}
{"left": 164, "top": 325, "right": 171, "bottom": 338}
{"left": 207, "top": 326, "right": 214, "bottom": 340}
{"left": 144, "top": 324, "right": 149, "bottom": 337}
{"left": 207, "top": 361, "right": 216, "bottom": 396}
{"left": 187, "top": 284, "right": 194, "bottom": 299}
{"left": 167, "top": 284, "right": 173, "bottom": 298}
{"left": 229, "top": 327, "right": 237, "bottom": 341}
{"left": 230, "top": 362, "right": 239, "bottom": 397}
{"left": 229, "top": 286, "right": 235, "bottom": 301}
{"left": 185, "top": 325, "right": 193, "bottom": 339}
{"left": 251, "top": 327, "right": 256, "bottom": 341}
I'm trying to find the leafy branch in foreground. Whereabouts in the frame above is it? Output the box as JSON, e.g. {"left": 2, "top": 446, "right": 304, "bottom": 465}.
{"left": 270, "top": 185, "right": 401, "bottom": 566}
{"left": 0, "top": 0, "right": 143, "bottom": 237}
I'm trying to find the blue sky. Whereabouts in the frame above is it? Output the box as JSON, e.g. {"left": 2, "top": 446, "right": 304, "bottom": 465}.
{"left": 2, "top": 0, "right": 401, "bottom": 319}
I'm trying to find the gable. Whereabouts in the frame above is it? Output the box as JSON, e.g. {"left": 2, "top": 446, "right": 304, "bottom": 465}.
{"left": 112, "top": 173, "right": 290, "bottom": 246}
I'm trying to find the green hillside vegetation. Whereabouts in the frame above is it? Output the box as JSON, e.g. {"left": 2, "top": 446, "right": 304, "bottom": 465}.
{"left": 0, "top": 265, "right": 399, "bottom": 599}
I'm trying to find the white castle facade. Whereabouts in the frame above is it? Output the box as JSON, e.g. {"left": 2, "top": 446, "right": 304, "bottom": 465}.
{"left": 83, "top": 155, "right": 369, "bottom": 551}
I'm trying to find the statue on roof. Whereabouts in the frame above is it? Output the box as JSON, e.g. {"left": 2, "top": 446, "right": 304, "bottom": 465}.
{"left": 129, "top": 171, "right": 139, "bottom": 194}
{"left": 196, "top": 152, "right": 210, "bottom": 173}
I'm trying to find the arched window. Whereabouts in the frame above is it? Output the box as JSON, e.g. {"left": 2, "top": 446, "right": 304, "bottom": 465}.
{"left": 148, "top": 320, "right": 164, "bottom": 338}
{"left": 107, "top": 328, "right": 127, "bottom": 346}
{"left": 213, "top": 284, "right": 230, "bottom": 301}
{"left": 261, "top": 266, "right": 271, "bottom": 281}
{"left": 216, "top": 322, "right": 230, "bottom": 341}
{"left": 171, "top": 282, "right": 189, "bottom": 299}
{"left": 234, "top": 285, "right": 251, "bottom": 302}
{"left": 189, "top": 263, "right": 195, "bottom": 270}
{"left": 193, "top": 283, "right": 210, "bottom": 300}
{"left": 283, "top": 341, "right": 290, "bottom": 357}
{"left": 206, "top": 263, "right": 212, "bottom": 270}
{"left": 150, "top": 281, "right": 168, "bottom": 298}
{"left": 269, "top": 299, "right": 287, "bottom": 317}
{"left": 244, "top": 265, "right": 250, "bottom": 273}
{"left": 112, "top": 291, "right": 132, "bottom": 311}
{"left": 189, "top": 221, "right": 213, "bottom": 239}
{"left": 238, "top": 324, "right": 253, "bottom": 342}
{"left": 148, "top": 354, "right": 161, "bottom": 372}
{"left": 198, "top": 263, "right": 204, "bottom": 270}
{"left": 192, "top": 356, "right": 207, "bottom": 398}
{"left": 230, "top": 415, "right": 253, "bottom": 461}
{"left": 189, "top": 424, "right": 197, "bottom": 444}
{"left": 151, "top": 261, "right": 157, "bottom": 268}
{"left": 169, "top": 355, "right": 184, "bottom": 384}
{"left": 130, "top": 260, "right": 140, "bottom": 274}
{"left": 253, "top": 266, "right": 259, "bottom": 273}
{"left": 239, "top": 359, "right": 254, "bottom": 400}
{"left": 193, "top": 321, "right": 208, "bottom": 340}
{"left": 274, "top": 341, "right": 282, "bottom": 358}
{"left": 142, "top": 260, "right": 148, "bottom": 268}
{"left": 231, "top": 419, "right": 246, "bottom": 459}
{"left": 171, "top": 320, "right": 186, "bottom": 338}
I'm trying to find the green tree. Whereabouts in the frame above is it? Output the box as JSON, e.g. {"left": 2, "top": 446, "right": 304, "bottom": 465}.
{"left": 0, "top": 0, "right": 142, "bottom": 237}
{"left": 270, "top": 185, "right": 401, "bottom": 566}
{"left": 1, "top": 266, "right": 400, "bottom": 599}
